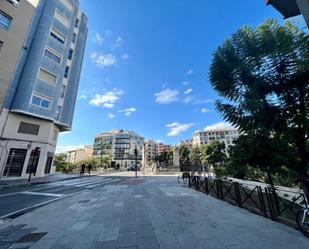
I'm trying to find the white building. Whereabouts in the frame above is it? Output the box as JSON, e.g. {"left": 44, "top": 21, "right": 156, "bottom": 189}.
{"left": 93, "top": 130, "right": 144, "bottom": 168}
{"left": 193, "top": 127, "right": 240, "bottom": 152}
{"left": 144, "top": 140, "right": 157, "bottom": 164}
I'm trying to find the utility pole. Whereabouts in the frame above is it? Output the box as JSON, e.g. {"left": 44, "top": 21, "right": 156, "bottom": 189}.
{"left": 28, "top": 147, "right": 40, "bottom": 182}
{"left": 134, "top": 146, "right": 138, "bottom": 178}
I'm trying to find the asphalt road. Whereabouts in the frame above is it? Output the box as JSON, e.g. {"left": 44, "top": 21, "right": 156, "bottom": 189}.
{"left": 0, "top": 176, "right": 125, "bottom": 220}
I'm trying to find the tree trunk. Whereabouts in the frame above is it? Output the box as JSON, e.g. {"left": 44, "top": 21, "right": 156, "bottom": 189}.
{"left": 266, "top": 171, "right": 280, "bottom": 213}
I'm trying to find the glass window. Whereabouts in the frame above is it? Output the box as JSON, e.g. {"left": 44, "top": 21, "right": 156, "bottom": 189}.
{"left": 44, "top": 48, "right": 61, "bottom": 64}
{"left": 0, "top": 10, "right": 12, "bottom": 31}
{"left": 75, "top": 18, "right": 79, "bottom": 28}
{"left": 68, "top": 49, "right": 73, "bottom": 60}
{"left": 50, "top": 27, "right": 66, "bottom": 44}
{"left": 60, "top": 0, "right": 73, "bottom": 11}
{"left": 72, "top": 33, "right": 77, "bottom": 43}
{"left": 7, "top": 0, "right": 20, "bottom": 7}
{"left": 3, "top": 149, "right": 27, "bottom": 177}
{"left": 0, "top": 41, "right": 3, "bottom": 51}
{"left": 64, "top": 66, "right": 70, "bottom": 78}
{"left": 38, "top": 68, "right": 57, "bottom": 85}
{"left": 56, "top": 105, "right": 62, "bottom": 119}
{"left": 54, "top": 9, "right": 70, "bottom": 28}
{"left": 31, "top": 94, "right": 51, "bottom": 109}
{"left": 60, "top": 85, "right": 66, "bottom": 98}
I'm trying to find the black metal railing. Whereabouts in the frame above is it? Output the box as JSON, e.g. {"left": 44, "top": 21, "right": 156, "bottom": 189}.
{"left": 179, "top": 174, "right": 306, "bottom": 228}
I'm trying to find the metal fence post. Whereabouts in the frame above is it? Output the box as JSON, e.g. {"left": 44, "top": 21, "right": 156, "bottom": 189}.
{"left": 257, "top": 186, "right": 267, "bottom": 218}
{"left": 204, "top": 178, "right": 209, "bottom": 194}
{"left": 216, "top": 180, "right": 223, "bottom": 199}
{"left": 265, "top": 187, "right": 275, "bottom": 220}
{"left": 234, "top": 182, "right": 242, "bottom": 207}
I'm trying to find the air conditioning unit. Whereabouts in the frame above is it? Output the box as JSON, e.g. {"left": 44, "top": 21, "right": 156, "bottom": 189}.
{"left": 7, "top": 0, "right": 20, "bottom": 7}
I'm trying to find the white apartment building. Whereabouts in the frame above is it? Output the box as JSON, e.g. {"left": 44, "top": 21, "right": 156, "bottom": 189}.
{"left": 93, "top": 130, "right": 145, "bottom": 168}
{"left": 192, "top": 127, "right": 240, "bottom": 152}
{"left": 67, "top": 145, "right": 93, "bottom": 164}
{"left": 144, "top": 140, "right": 157, "bottom": 165}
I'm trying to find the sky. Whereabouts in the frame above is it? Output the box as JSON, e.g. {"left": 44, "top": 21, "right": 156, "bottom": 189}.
{"left": 56, "top": 0, "right": 283, "bottom": 152}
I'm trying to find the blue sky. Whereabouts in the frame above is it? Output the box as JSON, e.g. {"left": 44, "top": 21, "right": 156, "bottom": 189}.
{"left": 56, "top": 0, "right": 282, "bottom": 152}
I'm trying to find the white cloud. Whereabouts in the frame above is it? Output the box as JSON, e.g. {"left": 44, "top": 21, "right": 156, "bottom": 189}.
{"left": 155, "top": 88, "right": 179, "bottom": 104}
{"left": 183, "top": 96, "right": 193, "bottom": 104}
{"left": 204, "top": 122, "right": 234, "bottom": 131}
{"left": 182, "top": 81, "right": 189, "bottom": 86}
{"left": 78, "top": 94, "right": 87, "bottom": 100}
{"left": 113, "top": 36, "right": 124, "bottom": 49}
{"left": 186, "top": 69, "right": 193, "bottom": 75}
{"left": 107, "top": 113, "right": 115, "bottom": 118}
{"left": 91, "top": 31, "right": 104, "bottom": 45}
{"left": 119, "top": 107, "right": 136, "bottom": 116}
{"left": 166, "top": 122, "right": 194, "bottom": 136}
{"left": 201, "top": 108, "right": 210, "bottom": 113}
{"left": 91, "top": 52, "right": 117, "bottom": 68}
{"left": 121, "top": 53, "right": 129, "bottom": 60}
{"left": 184, "top": 88, "right": 192, "bottom": 95}
{"left": 89, "top": 89, "right": 124, "bottom": 108}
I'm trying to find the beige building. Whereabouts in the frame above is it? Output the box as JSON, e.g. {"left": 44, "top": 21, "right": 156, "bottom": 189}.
{"left": 67, "top": 145, "right": 93, "bottom": 164}
{"left": 0, "top": 0, "right": 37, "bottom": 110}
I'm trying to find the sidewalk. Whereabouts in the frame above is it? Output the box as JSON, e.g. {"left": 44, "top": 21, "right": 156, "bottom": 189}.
{"left": 0, "top": 176, "right": 308, "bottom": 249}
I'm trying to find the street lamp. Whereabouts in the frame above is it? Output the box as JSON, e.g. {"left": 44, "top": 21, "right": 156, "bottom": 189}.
{"left": 134, "top": 146, "right": 138, "bottom": 178}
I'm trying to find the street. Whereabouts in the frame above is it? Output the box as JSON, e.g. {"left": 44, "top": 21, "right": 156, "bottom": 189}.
{"left": 0, "top": 176, "right": 124, "bottom": 220}
{"left": 0, "top": 175, "right": 308, "bottom": 249}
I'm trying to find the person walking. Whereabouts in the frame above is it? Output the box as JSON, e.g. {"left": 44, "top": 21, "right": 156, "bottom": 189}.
{"left": 87, "top": 163, "right": 92, "bottom": 174}
{"left": 80, "top": 164, "right": 85, "bottom": 175}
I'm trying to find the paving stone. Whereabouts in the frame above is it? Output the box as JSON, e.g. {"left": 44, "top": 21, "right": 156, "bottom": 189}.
{"left": 116, "top": 232, "right": 137, "bottom": 248}
{"left": 17, "top": 233, "right": 47, "bottom": 243}
{"left": 30, "top": 239, "right": 57, "bottom": 249}
{"left": 136, "top": 225, "right": 155, "bottom": 238}
{"left": 8, "top": 242, "right": 34, "bottom": 249}
{"left": 94, "top": 240, "right": 116, "bottom": 249}
{"left": 137, "top": 236, "right": 160, "bottom": 249}
{"left": 0, "top": 240, "right": 11, "bottom": 249}
{"left": 98, "top": 228, "right": 119, "bottom": 241}
{"left": 0, "top": 225, "right": 26, "bottom": 239}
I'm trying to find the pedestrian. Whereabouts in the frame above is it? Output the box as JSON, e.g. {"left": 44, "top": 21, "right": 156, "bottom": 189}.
{"left": 87, "top": 163, "right": 92, "bottom": 174}
{"left": 104, "top": 164, "right": 107, "bottom": 170}
{"left": 80, "top": 164, "right": 85, "bottom": 175}
{"left": 116, "top": 163, "right": 120, "bottom": 170}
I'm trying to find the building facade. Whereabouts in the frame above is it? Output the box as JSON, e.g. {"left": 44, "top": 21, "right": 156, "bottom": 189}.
{"left": 192, "top": 128, "right": 240, "bottom": 152}
{"left": 157, "top": 143, "right": 172, "bottom": 155}
{"left": 0, "top": 0, "right": 87, "bottom": 180}
{"left": 93, "top": 130, "right": 145, "bottom": 168}
{"left": 67, "top": 145, "right": 93, "bottom": 164}
{"left": 144, "top": 140, "right": 157, "bottom": 165}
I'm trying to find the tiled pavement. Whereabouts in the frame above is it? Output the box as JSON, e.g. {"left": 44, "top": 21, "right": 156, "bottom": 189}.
{"left": 0, "top": 176, "right": 309, "bottom": 249}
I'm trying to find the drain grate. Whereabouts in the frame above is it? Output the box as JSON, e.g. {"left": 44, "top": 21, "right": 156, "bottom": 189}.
{"left": 17, "top": 233, "right": 47, "bottom": 243}
{"left": 78, "top": 199, "right": 90, "bottom": 203}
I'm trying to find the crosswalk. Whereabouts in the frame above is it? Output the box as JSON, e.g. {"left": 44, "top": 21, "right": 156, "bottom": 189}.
{"left": 41, "top": 177, "right": 121, "bottom": 189}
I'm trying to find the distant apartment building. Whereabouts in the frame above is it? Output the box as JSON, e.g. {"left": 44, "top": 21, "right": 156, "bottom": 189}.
{"left": 192, "top": 127, "right": 240, "bottom": 152}
{"left": 67, "top": 145, "right": 93, "bottom": 164}
{"left": 157, "top": 143, "right": 172, "bottom": 155}
{"left": 179, "top": 139, "right": 193, "bottom": 151}
{"left": 144, "top": 140, "right": 157, "bottom": 165}
{"left": 0, "top": 0, "right": 88, "bottom": 180}
{"left": 93, "top": 130, "right": 145, "bottom": 167}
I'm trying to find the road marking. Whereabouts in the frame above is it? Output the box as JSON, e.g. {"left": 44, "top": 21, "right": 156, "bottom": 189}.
{"left": 19, "top": 191, "right": 64, "bottom": 197}
{"left": 74, "top": 178, "right": 113, "bottom": 187}
{"left": 63, "top": 178, "right": 111, "bottom": 186}
{"left": 85, "top": 179, "right": 120, "bottom": 188}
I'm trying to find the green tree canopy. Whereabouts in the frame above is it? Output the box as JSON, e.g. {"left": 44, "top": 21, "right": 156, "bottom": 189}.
{"left": 179, "top": 144, "right": 191, "bottom": 167}
{"left": 190, "top": 146, "right": 202, "bottom": 166}
{"left": 209, "top": 19, "right": 309, "bottom": 191}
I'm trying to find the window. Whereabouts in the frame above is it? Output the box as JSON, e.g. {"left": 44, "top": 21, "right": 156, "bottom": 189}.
{"left": 45, "top": 152, "right": 54, "bottom": 174}
{"left": 72, "top": 33, "right": 77, "bottom": 44}
{"left": 18, "top": 122, "right": 40, "bottom": 135}
{"left": 64, "top": 66, "right": 70, "bottom": 78}
{"left": 75, "top": 18, "right": 79, "bottom": 28}
{"left": 60, "top": 0, "right": 73, "bottom": 11}
{"left": 44, "top": 47, "right": 61, "bottom": 64}
{"left": 0, "top": 10, "right": 12, "bottom": 31}
{"left": 0, "top": 41, "right": 3, "bottom": 51}
{"left": 54, "top": 9, "right": 70, "bottom": 28}
{"left": 31, "top": 94, "right": 51, "bottom": 109}
{"left": 55, "top": 105, "right": 62, "bottom": 119}
{"left": 68, "top": 48, "right": 73, "bottom": 60}
{"left": 3, "top": 149, "right": 27, "bottom": 177}
{"left": 38, "top": 68, "right": 57, "bottom": 85}
{"left": 50, "top": 27, "right": 66, "bottom": 44}
{"left": 26, "top": 148, "right": 40, "bottom": 175}
{"left": 6, "top": 0, "right": 20, "bottom": 7}
{"left": 60, "top": 85, "right": 66, "bottom": 98}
